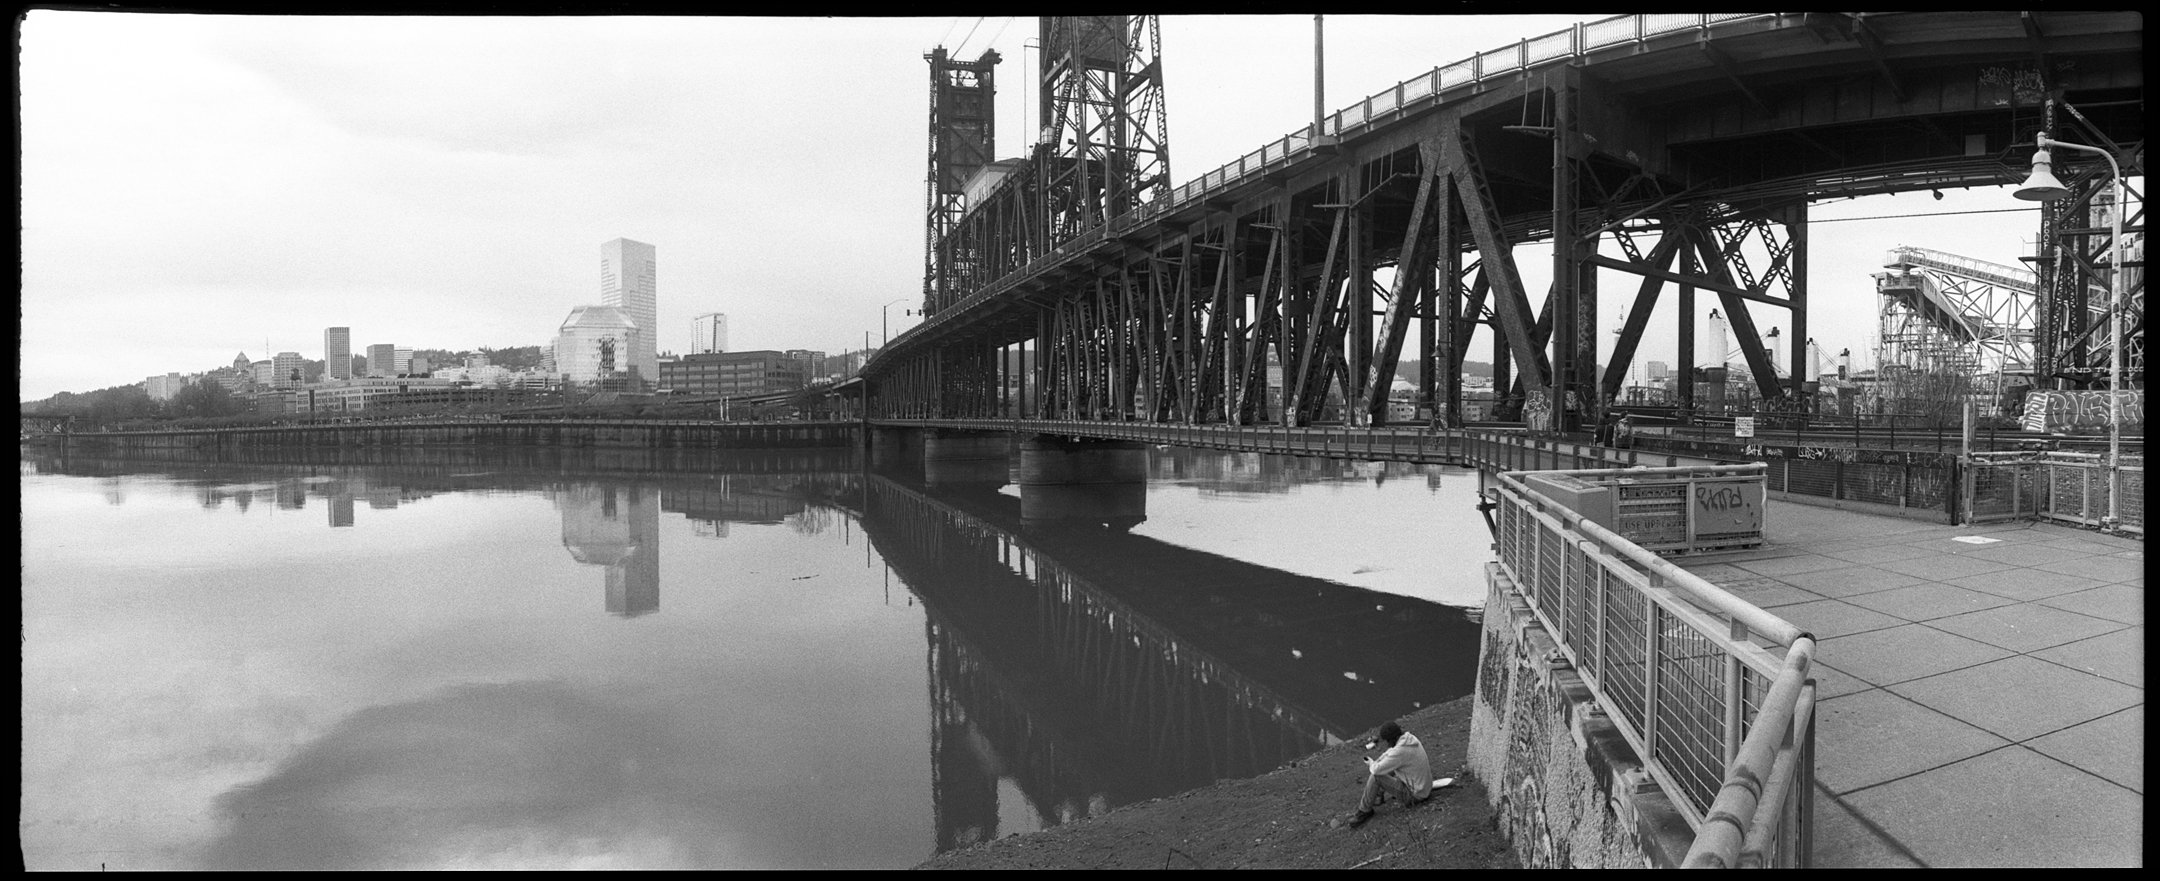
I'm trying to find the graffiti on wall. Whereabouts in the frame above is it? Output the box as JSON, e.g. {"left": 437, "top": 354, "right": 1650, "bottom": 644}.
{"left": 1525, "top": 390, "right": 1552, "bottom": 433}
{"left": 2020, "top": 390, "right": 2146, "bottom": 434}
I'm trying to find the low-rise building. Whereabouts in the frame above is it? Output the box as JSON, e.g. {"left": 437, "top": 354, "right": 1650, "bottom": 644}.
{"left": 656, "top": 350, "right": 806, "bottom": 397}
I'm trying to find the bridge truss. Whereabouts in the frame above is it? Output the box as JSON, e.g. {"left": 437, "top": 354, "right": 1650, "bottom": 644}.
{"left": 878, "top": 12, "right": 2143, "bottom": 435}
{"left": 1874, "top": 245, "right": 2039, "bottom": 417}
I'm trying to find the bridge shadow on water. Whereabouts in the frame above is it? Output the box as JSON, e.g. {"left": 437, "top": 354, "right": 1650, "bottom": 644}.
{"left": 854, "top": 463, "right": 1482, "bottom": 852}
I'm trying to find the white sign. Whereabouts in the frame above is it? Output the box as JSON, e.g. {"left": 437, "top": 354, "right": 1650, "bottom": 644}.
{"left": 1735, "top": 417, "right": 1756, "bottom": 438}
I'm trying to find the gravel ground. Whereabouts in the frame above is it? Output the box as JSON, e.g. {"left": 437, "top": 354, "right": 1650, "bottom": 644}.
{"left": 915, "top": 694, "right": 1518, "bottom": 870}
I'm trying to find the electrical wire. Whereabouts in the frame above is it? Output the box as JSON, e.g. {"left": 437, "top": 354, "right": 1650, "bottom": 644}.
{"left": 952, "top": 16, "right": 985, "bottom": 57}
{"left": 1812, "top": 206, "right": 2038, "bottom": 224}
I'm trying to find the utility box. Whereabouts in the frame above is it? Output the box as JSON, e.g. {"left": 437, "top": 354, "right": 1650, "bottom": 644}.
{"left": 1523, "top": 468, "right": 1765, "bottom": 554}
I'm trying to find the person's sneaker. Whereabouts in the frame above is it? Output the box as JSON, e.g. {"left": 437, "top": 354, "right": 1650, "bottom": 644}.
{"left": 1346, "top": 809, "right": 1375, "bottom": 828}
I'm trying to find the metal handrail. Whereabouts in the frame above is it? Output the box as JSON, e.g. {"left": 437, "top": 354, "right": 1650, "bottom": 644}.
{"left": 1491, "top": 464, "right": 1815, "bottom": 867}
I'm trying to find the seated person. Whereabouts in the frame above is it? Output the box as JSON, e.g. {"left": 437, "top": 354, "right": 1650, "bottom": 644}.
{"left": 1348, "top": 720, "right": 1432, "bottom": 827}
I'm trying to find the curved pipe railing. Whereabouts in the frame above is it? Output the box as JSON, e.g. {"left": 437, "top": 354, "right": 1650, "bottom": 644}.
{"left": 1491, "top": 463, "right": 1816, "bottom": 868}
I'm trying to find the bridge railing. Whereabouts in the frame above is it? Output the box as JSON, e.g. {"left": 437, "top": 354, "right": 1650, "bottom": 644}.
{"left": 1133, "top": 14, "right": 1774, "bottom": 231}
{"left": 1490, "top": 464, "right": 1816, "bottom": 868}
{"left": 1965, "top": 449, "right": 2146, "bottom": 535}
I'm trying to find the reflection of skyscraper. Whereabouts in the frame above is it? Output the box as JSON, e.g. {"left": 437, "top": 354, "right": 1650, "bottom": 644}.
{"left": 328, "top": 494, "right": 355, "bottom": 528}
{"left": 557, "top": 483, "right": 660, "bottom": 617}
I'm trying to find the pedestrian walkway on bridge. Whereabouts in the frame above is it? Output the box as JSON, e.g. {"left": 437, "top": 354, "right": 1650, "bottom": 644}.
{"left": 1685, "top": 501, "right": 2142, "bottom": 867}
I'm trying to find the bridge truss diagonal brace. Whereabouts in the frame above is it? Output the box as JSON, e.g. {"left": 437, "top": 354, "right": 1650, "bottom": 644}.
{"left": 1361, "top": 139, "right": 1447, "bottom": 426}
{"left": 1445, "top": 123, "right": 1551, "bottom": 396}
{"left": 1685, "top": 215, "right": 1799, "bottom": 404}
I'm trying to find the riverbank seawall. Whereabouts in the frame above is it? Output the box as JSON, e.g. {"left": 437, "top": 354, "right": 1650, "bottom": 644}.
{"left": 54, "top": 419, "right": 860, "bottom": 451}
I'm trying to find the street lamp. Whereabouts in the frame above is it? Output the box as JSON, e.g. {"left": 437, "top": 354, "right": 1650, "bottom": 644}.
{"left": 882, "top": 298, "right": 911, "bottom": 347}
{"left": 2014, "top": 131, "right": 2126, "bottom": 532}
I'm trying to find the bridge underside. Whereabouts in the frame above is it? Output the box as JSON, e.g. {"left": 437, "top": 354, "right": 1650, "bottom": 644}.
{"left": 871, "top": 12, "right": 2143, "bottom": 433}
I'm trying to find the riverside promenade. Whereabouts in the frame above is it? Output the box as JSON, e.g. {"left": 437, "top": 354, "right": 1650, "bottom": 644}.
{"left": 1688, "top": 501, "right": 2143, "bottom": 867}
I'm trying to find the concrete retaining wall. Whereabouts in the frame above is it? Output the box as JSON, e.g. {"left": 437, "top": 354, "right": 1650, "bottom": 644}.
{"left": 1466, "top": 562, "right": 1694, "bottom": 868}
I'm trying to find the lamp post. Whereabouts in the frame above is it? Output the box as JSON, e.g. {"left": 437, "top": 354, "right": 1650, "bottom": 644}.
{"left": 2014, "top": 131, "right": 2126, "bottom": 532}
{"left": 882, "top": 298, "right": 910, "bottom": 347}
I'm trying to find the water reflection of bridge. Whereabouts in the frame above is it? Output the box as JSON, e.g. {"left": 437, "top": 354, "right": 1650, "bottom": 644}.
{"left": 856, "top": 467, "right": 1481, "bottom": 852}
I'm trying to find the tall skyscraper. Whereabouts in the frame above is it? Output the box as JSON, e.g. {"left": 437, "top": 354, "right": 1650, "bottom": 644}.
{"left": 367, "top": 343, "right": 397, "bottom": 378}
{"left": 324, "top": 327, "right": 351, "bottom": 380}
{"left": 691, "top": 312, "right": 728, "bottom": 354}
{"left": 601, "top": 238, "right": 658, "bottom": 382}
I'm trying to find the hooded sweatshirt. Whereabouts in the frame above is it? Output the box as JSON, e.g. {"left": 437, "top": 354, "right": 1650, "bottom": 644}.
{"left": 1367, "top": 731, "right": 1434, "bottom": 799}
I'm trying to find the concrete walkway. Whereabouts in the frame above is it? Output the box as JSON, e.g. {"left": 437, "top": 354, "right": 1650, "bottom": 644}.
{"left": 1684, "top": 502, "right": 2143, "bottom": 867}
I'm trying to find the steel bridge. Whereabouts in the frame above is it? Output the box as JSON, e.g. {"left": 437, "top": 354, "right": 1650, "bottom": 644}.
{"left": 865, "top": 12, "right": 2143, "bottom": 440}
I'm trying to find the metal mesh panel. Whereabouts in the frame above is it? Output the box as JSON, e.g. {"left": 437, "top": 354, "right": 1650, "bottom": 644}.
{"left": 1967, "top": 461, "right": 2029, "bottom": 521}
{"left": 1525, "top": 31, "right": 1574, "bottom": 64}
{"left": 2047, "top": 462, "right": 2096, "bottom": 523}
{"left": 1565, "top": 549, "right": 1602, "bottom": 681}
{"left": 1563, "top": 539, "right": 1595, "bottom": 660}
{"left": 1784, "top": 459, "right": 1837, "bottom": 498}
{"left": 1403, "top": 72, "right": 1434, "bottom": 101}
{"left": 1642, "top": 13, "right": 1701, "bottom": 35}
{"left": 1582, "top": 16, "right": 1638, "bottom": 49}
{"left": 1840, "top": 461, "right": 1905, "bottom": 507}
{"left": 1479, "top": 46, "right": 1521, "bottom": 77}
{"left": 1440, "top": 59, "right": 1475, "bottom": 89}
{"left": 1600, "top": 572, "right": 1651, "bottom": 740}
{"left": 1536, "top": 514, "right": 1564, "bottom": 611}
{"left": 1654, "top": 609, "right": 1729, "bottom": 814}
{"left": 2121, "top": 467, "right": 2145, "bottom": 531}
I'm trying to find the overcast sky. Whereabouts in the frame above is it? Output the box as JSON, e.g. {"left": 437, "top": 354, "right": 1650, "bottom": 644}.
{"left": 19, "top": 12, "right": 2054, "bottom": 401}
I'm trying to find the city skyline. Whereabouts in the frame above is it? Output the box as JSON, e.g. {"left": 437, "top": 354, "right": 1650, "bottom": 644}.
{"left": 19, "top": 14, "right": 2073, "bottom": 402}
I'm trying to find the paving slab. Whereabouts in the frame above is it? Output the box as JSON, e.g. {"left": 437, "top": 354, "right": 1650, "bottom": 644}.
{"left": 1816, "top": 542, "right": 1942, "bottom": 565}
{"left": 1954, "top": 541, "right": 2103, "bottom": 567}
{"left": 1840, "top": 582, "right": 2020, "bottom": 622}
{"left": 1807, "top": 660, "right": 1881, "bottom": 701}
{"left": 1711, "top": 575, "right": 1823, "bottom": 609}
{"left": 1735, "top": 553, "right": 1870, "bottom": 577}
{"left": 2023, "top": 706, "right": 2143, "bottom": 794}
{"left": 1885, "top": 655, "right": 2145, "bottom": 743}
{"left": 1876, "top": 553, "right": 2020, "bottom": 581}
{"left": 1774, "top": 598, "right": 1908, "bottom": 639}
{"left": 2029, "top": 553, "right": 2151, "bottom": 584}
{"left": 1812, "top": 689, "right": 2012, "bottom": 794}
{"left": 2039, "top": 584, "right": 2144, "bottom": 626}
{"left": 1838, "top": 746, "right": 2143, "bottom": 868}
{"left": 1922, "top": 603, "right": 2128, "bottom": 653}
{"left": 2030, "top": 626, "right": 2145, "bottom": 688}
{"left": 1946, "top": 567, "right": 2111, "bottom": 602}
{"left": 1807, "top": 789, "right": 1925, "bottom": 868}
{"left": 1773, "top": 565, "right": 1930, "bottom": 599}
{"left": 1816, "top": 623, "right": 2013, "bottom": 686}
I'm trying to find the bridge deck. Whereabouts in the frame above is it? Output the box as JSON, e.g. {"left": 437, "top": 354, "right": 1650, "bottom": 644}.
{"left": 1696, "top": 501, "right": 2141, "bottom": 867}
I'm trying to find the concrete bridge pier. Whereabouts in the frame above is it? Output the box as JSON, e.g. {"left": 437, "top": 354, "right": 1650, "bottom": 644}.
{"left": 1016, "top": 436, "right": 1147, "bottom": 531}
{"left": 922, "top": 429, "right": 1012, "bottom": 488}
{"left": 870, "top": 426, "right": 925, "bottom": 474}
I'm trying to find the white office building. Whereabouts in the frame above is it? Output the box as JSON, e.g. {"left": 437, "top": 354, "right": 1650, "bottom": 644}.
{"left": 601, "top": 238, "right": 658, "bottom": 382}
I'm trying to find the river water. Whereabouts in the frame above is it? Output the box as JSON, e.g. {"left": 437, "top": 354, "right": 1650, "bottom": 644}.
{"left": 19, "top": 442, "right": 1494, "bottom": 870}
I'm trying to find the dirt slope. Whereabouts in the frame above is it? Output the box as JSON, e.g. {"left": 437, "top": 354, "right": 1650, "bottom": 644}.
{"left": 915, "top": 694, "right": 1518, "bottom": 870}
